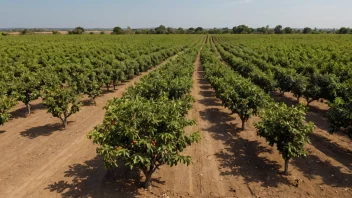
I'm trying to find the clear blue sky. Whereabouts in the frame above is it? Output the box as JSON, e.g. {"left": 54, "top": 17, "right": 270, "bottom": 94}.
{"left": 0, "top": 0, "right": 351, "bottom": 29}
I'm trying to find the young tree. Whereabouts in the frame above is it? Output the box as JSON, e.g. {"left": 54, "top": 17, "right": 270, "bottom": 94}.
{"left": 84, "top": 72, "right": 103, "bottom": 105}
{"left": 274, "top": 68, "right": 295, "bottom": 95}
{"left": 17, "top": 71, "right": 41, "bottom": 115}
{"left": 255, "top": 103, "right": 314, "bottom": 175}
{"left": 88, "top": 97, "right": 200, "bottom": 189}
{"left": 216, "top": 77, "right": 269, "bottom": 130}
{"left": 43, "top": 86, "right": 82, "bottom": 128}
{"left": 94, "top": 67, "right": 112, "bottom": 91}
{"left": 291, "top": 74, "right": 308, "bottom": 103}
{"left": 303, "top": 74, "right": 322, "bottom": 107}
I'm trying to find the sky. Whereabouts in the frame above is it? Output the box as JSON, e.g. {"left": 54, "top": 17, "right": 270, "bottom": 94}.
{"left": 0, "top": 0, "right": 351, "bottom": 29}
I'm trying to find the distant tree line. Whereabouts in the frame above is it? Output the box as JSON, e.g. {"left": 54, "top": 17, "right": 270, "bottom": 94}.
{"left": 231, "top": 25, "right": 352, "bottom": 34}
{"left": 110, "top": 25, "right": 352, "bottom": 35}
{"left": 2, "top": 25, "right": 352, "bottom": 36}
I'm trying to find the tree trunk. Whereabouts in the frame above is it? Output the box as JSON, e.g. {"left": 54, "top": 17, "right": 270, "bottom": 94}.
{"left": 241, "top": 120, "right": 245, "bottom": 131}
{"left": 143, "top": 165, "right": 158, "bottom": 190}
{"left": 297, "top": 97, "right": 300, "bottom": 103}
{"left": 63, "top": 115, "right": 68, "bottom": 128}
{"left": 144, "top": 171, "right": 153, "bottom": 189}
{"left": 106, "top": 84, "right": 109, "bottom": 91}
{"left": 306, "top": 100, "right": 311, "bottom": 107}
{"left": 26, "top": 103, "right": 31, "bottom": 115}
{"left": 284, "top": 159, "right": 289, "bottom": 175}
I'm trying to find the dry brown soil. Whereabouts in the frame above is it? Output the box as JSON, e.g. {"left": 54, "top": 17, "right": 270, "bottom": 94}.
{"left": 0, "top": 49, "right": 351, "bottom": 198}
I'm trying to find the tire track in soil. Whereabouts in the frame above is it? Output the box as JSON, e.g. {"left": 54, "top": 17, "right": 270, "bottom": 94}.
{"left": 0, "top": 53, "right": 180, "bottom": 198}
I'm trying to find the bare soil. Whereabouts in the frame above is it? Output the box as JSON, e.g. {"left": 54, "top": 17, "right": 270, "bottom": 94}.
{"left": 0, "top": 50, "right": 351, "bottom": 198}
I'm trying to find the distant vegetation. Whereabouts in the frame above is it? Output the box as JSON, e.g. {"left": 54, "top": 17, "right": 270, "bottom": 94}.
{"left": 1, "top": 25, "right": 352, "bottom": 35}
{"left": 68, "top": 27, "right": 85, "bottom": 34}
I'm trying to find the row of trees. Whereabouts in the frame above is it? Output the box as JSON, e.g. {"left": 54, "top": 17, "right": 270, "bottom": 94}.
{"left": 201, "top": 39, "right": 313, "bottom": 175}
{"left": 215, "top": 36, "right": 352, "bottom": 138}
{"left": 86, "top": 25, "right": 352, "bottom": 35}
{"left": 217, "top": 42, "right": 338, "bottom": 105}
{"left": 0, "top": 36, "right": 193, "bottom": 127}
{"left": 112, "top": 25, "right": 207, "bottom": 35}
{"left": 110, "top": 25, "right": 352, "bottom": 35}
{"left": 217, "top": 36, "right": 351, "bottom": 100}
{"left": 88, "top": 45, "right": 202, "bottom": 189}
{"left": 232, "top": 25, "right": 348, "bottom": 34}
{"left": 111, "top": 25, "right": 342, "bottom": 35}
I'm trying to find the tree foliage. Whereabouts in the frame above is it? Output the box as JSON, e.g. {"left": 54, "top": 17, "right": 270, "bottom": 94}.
{"left": 328, "top": 97, "right": 352, "bottom": 138}
{"left": 16, "top": 70, "right": 42, "bottom": 115}
{"left": 112, "top": 26, "right": 124, "bottom": 34}
{"left": 255, "top": 103, "right": 314, "bottom": 175}
{"left": 155, "top": 25, "right": 166, "bottom": 34}
{"left": 69, "top": 27, "right": 85, "bottom": 34}
{"left": 274, "top": 25, "right": 283, "bottom": 34}
{"left": 88, "top": 45, "right": 202, "bottom": 189}
{"left": 303, "top": 27, "right": 312, "bottom": 34}
{"left": 0, "top": 94, "right": 17, "bottom": 126}
{"left": 43, "top": 86, "right": 82, "bottom": 128}
{"left": 88, "top": 97, "right": 199, "bottom": 188}
{"left": 201, "top": 44, "right": 269, "bottom": 130}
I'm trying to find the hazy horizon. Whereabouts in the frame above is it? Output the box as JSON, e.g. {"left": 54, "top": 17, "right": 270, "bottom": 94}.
{"left": 1, "top": 0, "right": 351, "bottom": 29}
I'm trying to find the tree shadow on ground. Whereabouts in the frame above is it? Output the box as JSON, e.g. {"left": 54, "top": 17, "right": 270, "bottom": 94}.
{"left": 81, "top": 99, "right": 94, "bottom": 107}
{"left": 200, "top": 106, "right": 290, "bottom": 188}
{"left": 46, "top": 156, "right": 142, "bottom": 198}
{"left": 19, "top": 123, "right": 68, "bottom": 139}
{"left": 270, "top": 92, "right": 329, "bottom": 131}
{"left": 308, "top": 132, "right": 352, "bottom": 170}
{"left": 209, "top": 50, "right": 352, "bottom": 191}
{"left": 10, "top": 103, "right": 46, "bottom": 120}
{"left": 197, "top": 67, "right": 290, "bottom": 188}
{"left": 270, "top": 92, "right": 328, "bottom": 116}
{"left": 292, "top": 151, "right": 352, "bottom": 187}
{"left": 101, "top": 89, "right": 115, "bottom": 94}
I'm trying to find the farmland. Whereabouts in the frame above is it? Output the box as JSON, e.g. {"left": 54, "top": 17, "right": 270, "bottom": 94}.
{"left": 0, "top": 34, "right": 351, "bottom": 197}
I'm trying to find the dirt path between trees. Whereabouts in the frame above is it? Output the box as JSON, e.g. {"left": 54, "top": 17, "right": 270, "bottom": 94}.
{"left": 0, "top": 54, "right": 179, "bottom": 198}
{"left": 1, "top": 46, "right": 351, "bottom": 198}
{"left": 143, "top": 46, "right": 352, "bottom": 197}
